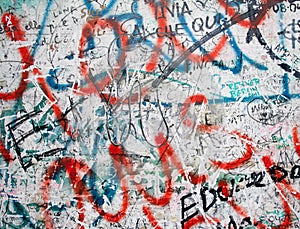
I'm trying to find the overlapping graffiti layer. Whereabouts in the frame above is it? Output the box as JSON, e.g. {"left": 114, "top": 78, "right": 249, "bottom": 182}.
{"left": 0, "top": 0, "right": 300, "bottom": 228}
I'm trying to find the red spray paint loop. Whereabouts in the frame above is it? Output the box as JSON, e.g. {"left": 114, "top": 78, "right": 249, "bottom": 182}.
{"left": 77, "top": 17, "right": 128, "bottom": 101}
{"left": 77, "top": 17, "right": 150, "bottom": 106}
{"left": 108, "top": 133, "right": 206, "bottom": 209}
{"left": 180, "top": 93, "right": 218, "bottom": 132}
{"left": 155, "top": 132, "right": 208, "bottom": 185}
{"left": 75, "top": 1, "right": 230, "bottom": 106}
{"left": 41, "top": 157, "right": 129, "bottom": 229}
{"left": 180, "top": 94, "right": 254, "bottom": 170}
{"left": 210, "top": 131, "right": 254, "bottom": 170}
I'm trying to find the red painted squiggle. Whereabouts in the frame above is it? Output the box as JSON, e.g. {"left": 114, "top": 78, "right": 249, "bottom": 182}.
{"left": 41, "top": 157, "right": 129, "bottom": 228}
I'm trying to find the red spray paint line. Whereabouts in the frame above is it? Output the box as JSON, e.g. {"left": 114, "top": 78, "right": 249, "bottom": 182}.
{"left": 142, "top": 205, "right": 163, "bottom": 229}
{"left": 109, "top": 141, "right": 174, "bottom": 207}
{"left": 292, "top": 125, "right": 300, "bottom": 157}
{"left": 147, "top": 1, "right": 228, "bottom": 72}
{"left": 262, "top": 156, "right": 292, "bottom": 228}
{"left": 210, "top": 131, "right": 254, "bottom": 170}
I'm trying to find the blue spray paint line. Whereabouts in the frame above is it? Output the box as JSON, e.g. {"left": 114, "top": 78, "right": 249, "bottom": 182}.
{"left": 92, "top": 132, "right": 102, "bottom": 157}
{"left": 278, "top": 10, "right": 288, "bottom": 95}
{"left": 225, "top": 28, "right": 268, "bottom": 72}
{"left": 131, "top": 0, "right": 139, "bottom": 15}
{"left": 210, "top": 91, "right": 292, "bottom": 104}
{"left": 282, "top": 73, "right": 290, "bottom": 97}
{"left": 31, "top": 0, "right": 54, "bottom": 57}
{"left": 82, "top": 13, "right": 185, "bottom": 74}
{"left": 46, "top": 68, "right": 73, "bottom": 90}
{"left": 0, "top": 198, "right": 32, "bottom": 228}
{"left": 84, "top": 35, "right": 96, "bottom": 53}
{"left": 178, "top": 13, "right": 245, "bottom": 73}
{"left": 178, "top": 14, "right": 207, "bottom": 54}
{"left": 279, "top": 10, "right": 285, "bottom": 47}
{"left": 104, "top": 0, "right": 187, "bottom": 72}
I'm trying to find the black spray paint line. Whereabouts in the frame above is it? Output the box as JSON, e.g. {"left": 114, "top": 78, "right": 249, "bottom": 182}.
{"left": 249, "top": 22, "right": 300, "bottom": 79}
{"left": 151, "top": 8, "right": 261, "bottom": 88}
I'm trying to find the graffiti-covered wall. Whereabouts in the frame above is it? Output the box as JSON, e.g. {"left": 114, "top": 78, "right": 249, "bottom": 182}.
{"left": 0, "top": 0, "right": 300, "bottom": 228}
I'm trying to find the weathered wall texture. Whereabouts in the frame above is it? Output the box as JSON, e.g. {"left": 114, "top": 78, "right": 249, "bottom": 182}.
{"left": 0, "top": 0, "right": 300, "bottom": 228}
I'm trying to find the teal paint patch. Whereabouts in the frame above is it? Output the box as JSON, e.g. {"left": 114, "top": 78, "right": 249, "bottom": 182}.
{"left": 0, "top": 0, "right": 45, "bottom": 14}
